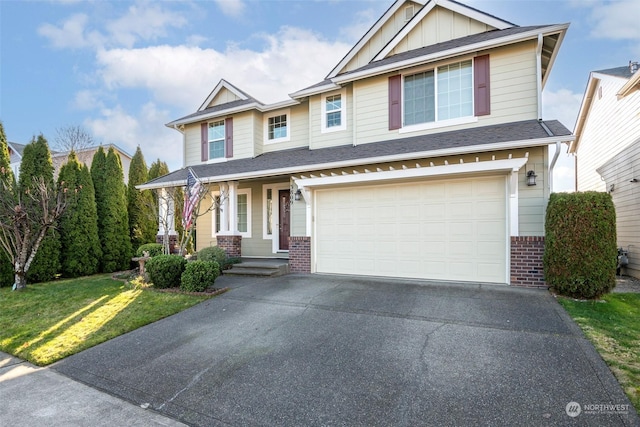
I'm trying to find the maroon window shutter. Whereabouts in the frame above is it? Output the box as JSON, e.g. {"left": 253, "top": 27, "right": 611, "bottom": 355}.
{"left": 225, "top": 117, "right": 233, "bottom": 158}
{"left": 200, "top": 123, "right": 208, "bottom": 161}
{"left": 474, "top": 54, "right": 490, "bottom": 116}
{"left": 388, "top": 75, "right": 402, "bottom": 130}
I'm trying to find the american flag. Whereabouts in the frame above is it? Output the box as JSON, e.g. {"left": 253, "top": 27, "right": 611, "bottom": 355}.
{"left": 182, "top": 168, "right": 201, "bottom": 230}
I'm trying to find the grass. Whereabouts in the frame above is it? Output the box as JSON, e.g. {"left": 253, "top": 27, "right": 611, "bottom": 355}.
{"left": 0, "top": 274, "right": 212, "bottom": 366}
{"left": 558, "top": 293, "right": 640, "bottom": 411}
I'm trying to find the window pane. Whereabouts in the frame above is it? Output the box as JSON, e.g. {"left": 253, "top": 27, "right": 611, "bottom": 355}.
{"left": 327, "top": 111, "right": 341, "bottom": 128}
{"left": 268, "top": 115, "right": 287, "bottom": 140}
{"left": 237, "top": 194, "right": 247, "bottom": 233}
{"left": 209, "top": 121, "right": 225, "bottom": 159}
{"left": 210, "top": 140, "right": 224, "bottom": 159}
{"left": 266, "top": 189, "right": 272, "bottom": 235}
{"left": 437, "top": 60, "right": 472, "bottom": 120}
{"left": 214, "top": 196, "right": 221, "bottom": 233}
{"left": 326, "top": 95, "right": 341, "bottom": 111}
{"left": 404, "top": 71, "right": 434, "bottom": 125}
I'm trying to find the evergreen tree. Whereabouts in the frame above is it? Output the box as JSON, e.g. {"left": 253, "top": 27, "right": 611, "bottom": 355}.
{"left": 0, "top": 122, "right": 14, "bottom": 286}
{"left": 96, "top": 147, "right": 132, "bottom": 272}
{"left": 58, "top": 153, "right": 101, "bottom": 277}
{"left": 128, "top": 147, "right": 156, "bottom": 252}
{"left": 18, "top": 135, "right": 60, "bottom": 283}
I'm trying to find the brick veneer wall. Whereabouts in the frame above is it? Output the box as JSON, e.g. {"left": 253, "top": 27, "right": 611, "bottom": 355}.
{"left": 510, "top": 236, "right": 546, "bottom": 288}
{"left": 156, "top": 234, "right": 179, "bottom": 254}
{"left": 289, "top": 236, "right": 311, "bottom": 273}
{"left": 216, "top": 235, "right": 242, "bottom": 258}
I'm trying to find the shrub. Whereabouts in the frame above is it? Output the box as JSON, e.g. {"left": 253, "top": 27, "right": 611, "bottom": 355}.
{"left": 146, "top": 254, "right": 186, "bottom": 289}
{"left": 197, "top": 246, "right": 227, "bottom": 270}
{"left": 544, "top": 192, "right": 617, "bottom": 299}
{"left": 0, "top": 252, "right": 13, "bottom": 287}
{"left": 180, "top": 260, "right": 220, "bottom": 292}
{"left": 136, "top": 243, "right": 164, "bottom": 258}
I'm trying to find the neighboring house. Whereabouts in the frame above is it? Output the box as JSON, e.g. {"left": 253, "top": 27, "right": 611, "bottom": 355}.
{"left": 570, "top": 61, "right": 640, "bottom": 278}
{"left": 9, "top": 143, "right": 133, "bottom": 184}
{"left": 140, "top": 0, "right": 574, "bottom": 287}
{"left": 7, "top": 141, "right": 25, "bottom": 178}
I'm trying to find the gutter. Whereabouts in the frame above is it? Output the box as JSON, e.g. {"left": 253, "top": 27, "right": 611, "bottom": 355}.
{"left": 536, "top": 33, "right": 543, "bottom": 120}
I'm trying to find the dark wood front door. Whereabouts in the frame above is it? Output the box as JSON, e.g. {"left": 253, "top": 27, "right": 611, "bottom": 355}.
{"left": 279, "top": 190, "right": 290, "bottom": 250}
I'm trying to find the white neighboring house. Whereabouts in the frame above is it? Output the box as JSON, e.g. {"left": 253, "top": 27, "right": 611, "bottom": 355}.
{"left": 570, "top": 61, "right": 640, "bottom": 278}
{"left": 7, "top": 143, "right": 133, "bottom": 184}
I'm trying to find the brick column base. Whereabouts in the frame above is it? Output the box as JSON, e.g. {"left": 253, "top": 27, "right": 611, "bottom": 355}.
{"left": 156, "top": 234, "right": 179, "bottom": 254}
{"left": 289, "top": 236, "right": 311, "bottom": 273}
{"left": 510, "top": 236, "right": 546, "bottom": 288}
{"left": 216, "top": 235, "right": 242, "bottom": 258}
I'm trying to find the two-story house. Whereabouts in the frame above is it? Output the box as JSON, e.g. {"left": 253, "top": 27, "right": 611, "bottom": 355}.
{"left": 570, "top": 61, "right": 640, "bottom": 278}
{"left": 140, "top": 0, "right": 574, "bottom": 287}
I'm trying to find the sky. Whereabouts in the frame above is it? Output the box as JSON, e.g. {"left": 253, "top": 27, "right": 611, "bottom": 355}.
{"left": 1, "top": 0, "right": 639, "bottom": 192}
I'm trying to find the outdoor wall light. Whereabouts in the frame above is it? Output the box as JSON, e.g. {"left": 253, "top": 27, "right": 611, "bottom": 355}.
{"left": 294, "top": 188, "right": 302, "bottom": 201}
{"left": 526, "top": 170, "right": 537, "bottom": 186}
{"left": 631, "top": 178, "right": 638, "bottom": 183}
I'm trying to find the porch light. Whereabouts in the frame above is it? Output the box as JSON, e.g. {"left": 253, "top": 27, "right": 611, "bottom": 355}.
{"left": 294, "top": 188, "right": 302, "bottom": 201}
{"left": 526, "top": 170, "right": 537, "bottom": 186}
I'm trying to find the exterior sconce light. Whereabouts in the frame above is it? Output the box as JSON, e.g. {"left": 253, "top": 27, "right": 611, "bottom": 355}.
{"left": 631, "top": 178, "right": 638, "bottom": 183}
{"left": 526, "top": 170, "right": 537, "bottom": 186}
{"left": 609, "top": 183, "right": 615, "bottom": 193}
{"left": 294, "top": 189, "right": 302, "bottom": 201}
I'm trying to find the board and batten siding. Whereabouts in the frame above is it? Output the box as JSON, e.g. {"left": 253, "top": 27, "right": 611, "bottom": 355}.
{"left": 577, "top": 74, "right": 640, "bottom": 191}
{"left": 390, "top": 6, "right": 492, "bottom": 55}
{"left": 597, "top": 140, "right": 640, "bottom": 278}
{"left": 209, "top": 88, "right": 242, "bottom": 107}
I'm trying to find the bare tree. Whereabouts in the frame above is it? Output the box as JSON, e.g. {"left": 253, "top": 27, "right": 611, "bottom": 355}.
{"left": 54, "top": 125, "right": 96, "bottom": 164}
{"left": 0, "top": 175, "right": 71, "bottom": 290}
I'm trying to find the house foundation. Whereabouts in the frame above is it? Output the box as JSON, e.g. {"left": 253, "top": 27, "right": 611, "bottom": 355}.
{"left": 510, "top": 236, "right": 546, "bottom": 288}
{"left": 216, "top": 235, "right": 242, "bottom": 258}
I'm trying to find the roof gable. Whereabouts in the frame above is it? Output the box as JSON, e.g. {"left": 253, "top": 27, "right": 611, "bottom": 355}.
{"left": 198, "top": 79, "right": 259, "bottom": 111}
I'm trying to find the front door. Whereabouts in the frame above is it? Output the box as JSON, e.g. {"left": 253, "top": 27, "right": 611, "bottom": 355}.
{"left": 279, "top": 190, "right": 290, "bottom": 251}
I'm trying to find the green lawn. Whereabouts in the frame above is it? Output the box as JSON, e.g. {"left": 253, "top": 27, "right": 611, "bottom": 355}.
{"left": 0, "top": 274, "right": 212, "bottom": 366}
{"left": 559, "top": 293, "right": 640, "bottom": 411}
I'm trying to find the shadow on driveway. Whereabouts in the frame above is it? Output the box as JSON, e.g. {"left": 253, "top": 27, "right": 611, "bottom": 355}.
{"left": 53, "top": 274, "right": 639, "bottom": 426}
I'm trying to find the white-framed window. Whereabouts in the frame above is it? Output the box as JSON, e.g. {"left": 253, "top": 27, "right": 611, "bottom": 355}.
{"left": 264, "top": 109, "right": 290, "bottom": 143}
{"left": 321, "top": 88, "right": 347, "bottom": 133}
{"left": 212, "top": 188, "right": 252, "bottom": 238}
{"left": 262, "top": 183, "right": 290, "bottom": 240}
{"left": 208, "top": 120, "right": 225, "bottom": 159}
{"left": 403, "top": 59, "right": 473, "bottom": 128}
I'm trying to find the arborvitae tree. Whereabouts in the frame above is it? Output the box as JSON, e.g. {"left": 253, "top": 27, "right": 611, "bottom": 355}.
{"left": 58, "top": 153, "right": 102, "bottom": 277}
{"left": 18, "top": 135, "right": 60, "bottom": 283}
{"left": 128, "top": 147, "right": 156, "bottom": 252}
{"left": 0, "top": 122, "right": 14, "bottom": 286}
{"left": 97, "top": 147, "right": 132, "bottom": 272}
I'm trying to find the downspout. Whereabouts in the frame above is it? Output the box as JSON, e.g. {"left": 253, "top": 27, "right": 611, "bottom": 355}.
{"left": 536, "top": 33, "right": 543, "bottom": 120}
{"left": 540, "top": 119, "right": 561, "bottom": 192}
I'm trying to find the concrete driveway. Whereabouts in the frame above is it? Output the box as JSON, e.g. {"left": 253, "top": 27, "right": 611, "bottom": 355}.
{"left": 53, "top": 274, "right": 638, "bottom": 426}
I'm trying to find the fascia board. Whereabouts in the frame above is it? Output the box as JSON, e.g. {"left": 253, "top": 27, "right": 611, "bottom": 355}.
{"left": 290, "top": 83, "right": 342, "bottom": 99}
{"left": 617, "top": 70, "right": 640, "bottom": 98}
{"left": 198, "top": 80, "right": 249, "bottom": 112}
{"left": 138, "top": 135, "right": 573, "bottom": 190}
{"left": 570, "top": 75, "right": 599, "bottom": 153}
{"left": 436, "top": 0, "right": 514, "bottom": 29}
{"left": 294, "top": 157, "right": 528, "bottom": 189}
{"left": 541, "top": 27, "right": 568, "bottom": 89}
{"left": 334, "top": 24, "right": 570, "bottom": 84}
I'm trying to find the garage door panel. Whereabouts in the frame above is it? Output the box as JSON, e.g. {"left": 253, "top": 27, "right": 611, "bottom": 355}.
{"left": 315, "top": 176, "right": 507, "bottom": 283}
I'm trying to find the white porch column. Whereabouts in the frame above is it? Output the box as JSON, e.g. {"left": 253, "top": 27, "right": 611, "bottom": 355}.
{"left": 219, "top": 182, "right": 230, "bottom": 233}
{"left": 510, "top": 171, "right": 519, "bottom": 237}
{"left": 228, "top": 181, "right": 238, "bottom": 234}
{"left": 158, "top": 188, "right": 168, "bottom": 234}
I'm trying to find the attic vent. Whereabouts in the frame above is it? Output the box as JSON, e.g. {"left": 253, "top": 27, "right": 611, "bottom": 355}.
{"left": 630, "top": 60, "right": 639, "bottom": 74}
{"left": 404, "top": 5, "right": 415, "bottom": 21}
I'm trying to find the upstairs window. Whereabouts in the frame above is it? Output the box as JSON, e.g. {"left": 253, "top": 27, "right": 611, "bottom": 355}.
{"left": 321, "top": 89, "right": 347, "bottom": 133}
{"left": 208, "top": 120, "right": 225, "bottom": 159}
{"left": 264, "top": 109, "right": 290, "bottom": 143}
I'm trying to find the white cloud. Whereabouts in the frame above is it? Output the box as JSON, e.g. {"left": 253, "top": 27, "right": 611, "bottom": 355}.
{"left": 585, "top": 0, "right": 640, "bottom": 40}
{"left": 73, "top": 90, "right": 104, "bottom": 110}
{"left": 95, "top": 26, "right": 352, "bottom": 109}
{"left": 38, "top": 13, "right": 104, "bottom": 49}
{"left": 214, "top": 0, "right": 246, "bottom": 18}
{"left": 542, "top": 88, "right": 583, "bottom": 132}
{"left": 105, "top": 3, "right": 187, "bottom": 48}
{"left": 84, "top": 103, "right": 182, "bottom": 170}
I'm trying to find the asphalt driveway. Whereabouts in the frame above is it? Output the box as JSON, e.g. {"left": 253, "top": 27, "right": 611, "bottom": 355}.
{"left": 53, "top": 274, "right": 638, "bottom": 426}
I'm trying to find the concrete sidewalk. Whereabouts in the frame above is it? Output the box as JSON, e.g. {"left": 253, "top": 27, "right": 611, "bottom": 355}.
{"left": 0, "top": 352, "right": 184, "bottom": 427}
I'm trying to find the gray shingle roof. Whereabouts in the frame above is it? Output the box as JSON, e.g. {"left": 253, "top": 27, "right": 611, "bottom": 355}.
{"left": 595, "top": 66, "right": 634, "bottom": 79}
{"left": 168, "top": 98, "right": 259, "bottom": 125}
{"left": 142, "top": 119, "right": 572, "bottom": 188}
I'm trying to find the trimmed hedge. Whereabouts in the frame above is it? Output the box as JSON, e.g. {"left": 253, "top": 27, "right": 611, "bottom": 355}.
{"left": 544, "top": 191, "right": 617, "bottom": 299}
{"left": 180, "top": 260, "right": 220, "bottom": 292}
{"left": 136, "top": 243, "right": 163, "bottom": 258}
{"left": 146, "top": 254, "right": 186, "bottom": 289}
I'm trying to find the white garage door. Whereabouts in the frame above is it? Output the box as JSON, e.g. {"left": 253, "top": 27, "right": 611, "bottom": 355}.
{"left": 315, "top": 176, "right": 507, "bottom": 283}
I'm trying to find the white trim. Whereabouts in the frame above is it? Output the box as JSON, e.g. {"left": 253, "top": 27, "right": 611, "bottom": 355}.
{"left": 264, "top": 108, "right": 291, "bottom": 144}
{"left": 333, "top": 24, "right": 569, "bottom": 85}
{"left": 618, "top": 69, "right": 640, "bottom": 98}
{"left": 294, "top": 157, "right": 528, "bottom": 189}
{"left": 137, "top": 135, "right": 573, "bottom": 190}
{"left": 321, "top": 88, "right": 347, "bottom": 133}
{"left": 198, "top": 79, "right": 249, "bottom": 112}
{"left": 262, "top": 182, "right": 291, "bottom": 253}
{"left": 509, "top": 172, "right": 519, "bottom": 236}
{"left": 213, "top": 186, "right": 252, "bottom": 238}
{"left": 290, "top": 82, "right": 341, "bottom": 99}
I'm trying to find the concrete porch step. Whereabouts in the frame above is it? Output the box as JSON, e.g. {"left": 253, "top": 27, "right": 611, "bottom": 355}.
{"left": 224, "top": 261, "right": 290, "bottom": 277}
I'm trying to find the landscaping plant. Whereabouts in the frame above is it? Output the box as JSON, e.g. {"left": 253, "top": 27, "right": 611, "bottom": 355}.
{"left": 180, "top": 260, "right": 220, "bottom": 292}
{"left": 146, "top": 254, "right": 186, "bottom": 288}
